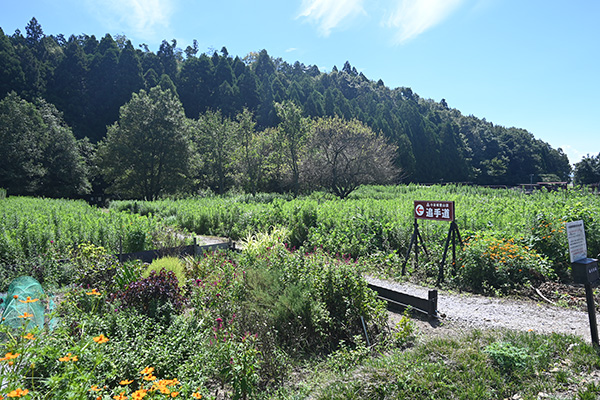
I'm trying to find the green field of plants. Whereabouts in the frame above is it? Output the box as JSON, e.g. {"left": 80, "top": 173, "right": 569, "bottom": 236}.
{"left": 1, "top": 185, "right": 600, "bottom": 399}
{"left": 112, "top": 184, "right": 600, "bottom": 290}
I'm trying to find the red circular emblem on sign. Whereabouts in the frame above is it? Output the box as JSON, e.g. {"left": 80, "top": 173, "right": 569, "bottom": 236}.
{"left": 415, "top": 204, "right": 425, "bottom": 216}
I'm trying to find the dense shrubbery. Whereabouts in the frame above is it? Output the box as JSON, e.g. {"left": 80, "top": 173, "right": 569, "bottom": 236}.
{"left": 0, "top": 236, "right": 389, "bottom": 398}
{"left": 455, "top": 233, "right": 553, "bottom": 293}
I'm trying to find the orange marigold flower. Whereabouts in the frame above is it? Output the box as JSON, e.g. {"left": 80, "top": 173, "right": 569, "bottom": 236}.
{"left": 170, "top": 392, "right": 179, "bottom": 397}
{"left": 13, "top": 295, "right": 18, "bottom": 299}
{"left": 89, "top": 385, "right": 102, "bottom": 392}
{"left": 93, "top": 334, "right": 109, "bottom": 344}
{"left": 131, "top": 389, "right": 148, "bottom": 400}
{"left": 120, "top": 379, "right": 133, "bottom": 385}
{"left": 18, "top": 296, "right": 39, "bottom": 303}
{"left": 86, "top": 288, "right": 101, "bottom": 296}
{"left": 191, "top": 393, "right": 202, "bottom": 399}
{"left": 140, "top": 366, "right": 154, "bottom": 375}
{"left": 17, "top": 312, "right": 33, "bottom": 319}
{"left": 58, "top": 352, "right": 78, "bottom": 362}
{"left": 1, "top": 352, "right": 21, "bottom": 361}
{"left": 113, "top": 391, "right": 128, "bottom": 400}
{"left": 6, "top": 388, "right": 29, "bottom": 398}
{"left": 23, "top": 333, "right": 35, "bottom": 340}
{"left": 143, "top": 374, "right": 157, "bottom": 381}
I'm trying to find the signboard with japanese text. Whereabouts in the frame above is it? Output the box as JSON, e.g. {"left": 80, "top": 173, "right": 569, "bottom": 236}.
{"left": 566, "top": 220, "right": 588, "bottom": 263}
{"left": 414, "top": 201, "right": 455, "bottom": 222}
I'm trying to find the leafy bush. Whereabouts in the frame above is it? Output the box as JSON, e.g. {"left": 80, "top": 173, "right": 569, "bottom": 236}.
{"left": 113, "top": 260, "right": 144, "bottom": 291}
{"left": 239, "top": 246, "right": 388, "bottom": 353}
{"left": 455, "top": 233, "right": 554, "bottom": 293}
{"left": 70, "top": 243, "right": 118, "bottom": 290}
{"left": 110, "top": 269, "right": 185, "bottom": 322}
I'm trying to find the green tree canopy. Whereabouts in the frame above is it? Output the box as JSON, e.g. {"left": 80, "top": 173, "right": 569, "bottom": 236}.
{"left": 97, "top": 87, "right": 193, "bottom": 199}
{"left": 574, "top": 154, "right": 600, "bottom": 186}
{"left": 0, "top": 92, "right": 90, "bottom": 196}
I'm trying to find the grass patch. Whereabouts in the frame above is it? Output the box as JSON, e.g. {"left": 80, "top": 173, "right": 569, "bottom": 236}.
{"left": 302, "top": 329, "right": 600, "bottom": 400}
{"left": 144, "top": 256, "right": 187, "bottom": 285}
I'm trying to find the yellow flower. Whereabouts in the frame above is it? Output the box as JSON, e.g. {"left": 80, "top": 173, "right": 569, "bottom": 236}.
{"left": 18, "top": 296, "right": 39, "bottom": 303}
{"left": 120, "top": 379, "right": 133, "bottom": 385}
{"left": 143, "top": 374, "right": 157, "bottom": 381}
{"left": 86, "top": 288, "right": 101, "bottom": 296}
{"left": 23, "top": 333, "right": 35, "bottom": 340}
{"left": 93, "top": 334, "right": 109, "bottom": 344}
{"left": 191, "top": 393, "right": 202, "bottom": 399}
{"left": 89, "top": 385, "right": 102, "bottom": 392}
{"left": 17, "top": 312, "right": 33, "bottom": 319}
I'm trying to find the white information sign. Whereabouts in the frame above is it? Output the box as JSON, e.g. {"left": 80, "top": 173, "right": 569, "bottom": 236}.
{"left": 566, "top": 220, "right": 588, "bottom": 263}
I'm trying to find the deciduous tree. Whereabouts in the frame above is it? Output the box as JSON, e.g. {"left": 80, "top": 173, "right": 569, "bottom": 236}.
{"left": 97, "top": 87, "right": 193, "bottom": 199}
{"left": 302, "top": 116, "right": 398, "bottom": 199}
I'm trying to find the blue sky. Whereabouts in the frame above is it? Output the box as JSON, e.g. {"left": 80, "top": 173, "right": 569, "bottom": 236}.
{"left": 2, "top": 0, "right": 598, "bottom": 165}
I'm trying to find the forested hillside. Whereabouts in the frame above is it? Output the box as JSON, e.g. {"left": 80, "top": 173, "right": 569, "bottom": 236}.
{"left": 0, "top": 18, "right": 573, "bottom": 198}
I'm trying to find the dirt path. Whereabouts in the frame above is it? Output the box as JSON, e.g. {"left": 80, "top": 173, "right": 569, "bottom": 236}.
{"left": 366, "top": 277, "right": 595, "bottom": 343}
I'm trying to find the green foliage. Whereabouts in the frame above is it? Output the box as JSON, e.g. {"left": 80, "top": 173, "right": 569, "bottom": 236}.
{"left": 240, "top": 246, "right": 388, "bottom": 353}
{"left": 0, "top": 92, "right": 90, "bottom": 197}
{"left": 455, "top": 233, "right": 554, "bottom": 293}
{"left": 388, "top": 309, "right": 417, "bottom": 348}
{"left": 97, "top": 87, "right": 194, "bottom": 199}
{"left": 113, "top": 260, "right": 144, "bottom": 291}
{"left": 484, "top": 341, "right": 531, "bottom": 375}
{"left": 70, "top": 243, "right": 118, "bottom": 290}
{"left": 574, "top": 153, "right": 600, "bottom": 185}
{"left": 325, "top": 336, "right": 369, "bottom": 372}
{"left": 314, "top": 330, "right": 600, "bottom": 400}
{"left": 1, "top": 21, "right": 572, "bottom": 191}
{"left": 110, "top": 185, "right": 600, "bottom": 289}
{"left": 0, "top": 196, "right": 157, "bottom": 264}
{"left": 145, "top": 256, "right": 187, "bottom": 287}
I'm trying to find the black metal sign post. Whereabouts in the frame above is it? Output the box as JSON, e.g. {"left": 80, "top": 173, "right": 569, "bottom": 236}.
{"left": 567, "top": 220, "right": 599, "bottom": 347}
{"left": 402, "top": 218, "right": 428, "bottom": 275}
{"left": 572, "top": 258, "right": 599, "bottom": 346}
{"left": 439, "top": 220, "right": 463, "bottom": 284}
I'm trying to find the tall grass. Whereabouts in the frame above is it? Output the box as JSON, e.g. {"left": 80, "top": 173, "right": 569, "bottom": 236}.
{"left": 0, "top": 197, "right": 157, "bottom": 263}
{"left": 112, "top": 185, "right": 600, "bottom": 268}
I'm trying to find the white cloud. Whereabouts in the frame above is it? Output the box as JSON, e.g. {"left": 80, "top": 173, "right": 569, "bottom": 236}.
{"left": 560, "top": 144, "right": 587, "bottom": 165}
{"left": 85, "top": 0, "right": 174, "bottom": 40}
{"left": 286, "top": 47, "right": 298, "bottom": 53}
{"left": 297, "top": 0, "right": 366, "bottom": 36}
{"left": 384, "top": 0, "right": 464, "bottom": 44}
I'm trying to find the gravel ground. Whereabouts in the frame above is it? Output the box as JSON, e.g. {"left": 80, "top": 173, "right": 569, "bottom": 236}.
{"left": 365, "top": 276, "right": 596, "bottom": 343}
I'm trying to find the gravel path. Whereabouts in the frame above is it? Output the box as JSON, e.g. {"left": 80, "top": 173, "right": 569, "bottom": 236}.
{"left": 366, "top": 276, "right": 595, "bottom": 343}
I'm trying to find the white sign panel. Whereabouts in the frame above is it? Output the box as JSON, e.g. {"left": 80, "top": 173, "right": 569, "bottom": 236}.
{"left": 566, "top": 220, "right": 587, "bottom": 263}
